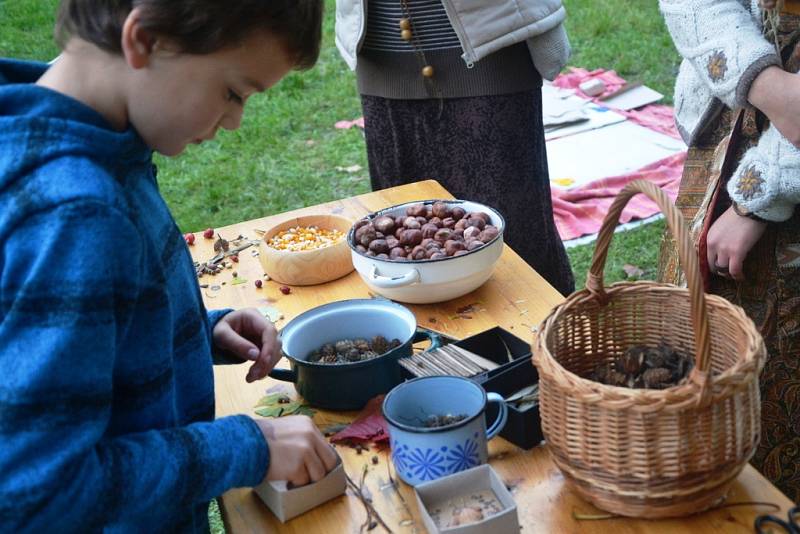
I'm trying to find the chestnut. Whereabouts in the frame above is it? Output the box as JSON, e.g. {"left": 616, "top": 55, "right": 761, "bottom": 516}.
{"left": 356, "top": 224, "right": 377, "bottom": 247}
{"left": 353, "top": 218, "right": 370, "bottom": 231}
{"left": 466, "top": 240, "right": 484, "bottom": 251}
{"left": 368, "top": 239, "right": 389, "bottom": 254}
{"left": 425, "top": 248, "right": 442, "bottom": 259}
{"left": 434, "top": 228, "right": 453, "bottom": 243}
{"left": 403, "top": 217, "right": 421, "bottom": 230}
{"left": 376, "top": 253, "right": 389, "bottom": 260}
{"left": 415, "top": 216, "right": 428, "bottom": 225}
{"left": 373, "top": 215, "right": 395, "bottom": 235}
{"left": 479, "top": 226, "right": 499, "bottom": 242}
{"left": 442, "top": 217, "right": 456, "bottom": 229}
{"left": 406, "top": 204, "right": 427, "bottom": 217}
{"left": 453, "top": 249, "right": 470, "bottom": 256}
{"left": 375, "top": 231, "right": 384, "bottom": 239}
{"left": 429, "top": 252, "right": 447, "bottom": 260}
{"left": 421, "top": 223, "right": 439, "bottom": 239}
{"left": 454, "top": 218, "right": 468, "bottom": 231}
{"left": 431, "top": 201, "right": 450, "bottom": 219}
{"left": 463, "top": 226, "right": 482, "bottom": 241}
{"left": 400, "top": 229, "right": 423, "bottom": 246}
{"left": 389, "top": 247, "right": 406, "bottom": 259}
{"left": 451, "top": 206, "right": 466, "bottom": 220}
{"left": 356, "top": 244, "right": 367, "bottom": 253}
{"left": 429, "top": 216, "right": 443, "bottom": 228}
{"left": 444, "top": 239, "right": 466, "bottom": 256}
{"left": 394, "top": 227, "right": 405, "bottom": 239}
{"left": 421, "top": 238, "right": 435, "bottom": 248}
{"left": 465, "top": 217, "right": 486, "bottom": 230}
{"left": 365, "top": 250, "right": 376, "bottom": 257}
{"left": 424, "top": 240, "right": 441, "bottom": 251}
{"left": 395, "top": 215, "right": 406, "bottom": 227}
{"left": 410, "top": 245, "right": 427, "bottom": 260}
{"left": 385, "top": 236, "right": 399, "bottom": 250}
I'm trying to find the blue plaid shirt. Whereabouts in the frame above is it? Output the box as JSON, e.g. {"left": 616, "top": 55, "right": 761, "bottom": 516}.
{"left": 0, "top": 59, "right": 268, "bottom": 533}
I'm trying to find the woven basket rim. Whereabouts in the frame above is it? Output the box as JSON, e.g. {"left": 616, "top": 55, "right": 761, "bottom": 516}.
{"left": 534, "top": 280, "right": 765, "bottom": 409}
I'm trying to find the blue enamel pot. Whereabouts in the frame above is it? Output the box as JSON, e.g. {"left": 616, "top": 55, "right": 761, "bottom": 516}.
{"left": 383, "top": 376, "right": 508, "bottom": 486}
{"left": 270, "top": 299, "right": 440, "bottom": 411}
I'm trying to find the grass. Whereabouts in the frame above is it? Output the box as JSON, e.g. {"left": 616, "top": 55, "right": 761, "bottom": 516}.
{"left": 0, "top": 0, "right": 680, "bottom": 530}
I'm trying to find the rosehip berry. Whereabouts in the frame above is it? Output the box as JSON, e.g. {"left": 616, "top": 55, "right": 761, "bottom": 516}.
{"left": 254, "top": 279, "right": 263, "bottom": 289}
{"left": 231, "top": 255, "right": 239, "bottom": 263}
{"left": 279, "top": 285, "right": 291, "bottom": 295}
{"left": 203, "top": 228, "right": 214, "bottom": 239}
{"left": 183, "top": 233, "right": 195, "bottom": 245}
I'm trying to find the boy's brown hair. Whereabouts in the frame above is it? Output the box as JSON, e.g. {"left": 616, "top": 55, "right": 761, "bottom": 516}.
{"left": 55, "top": 0, "right": 323, "bottom": 70}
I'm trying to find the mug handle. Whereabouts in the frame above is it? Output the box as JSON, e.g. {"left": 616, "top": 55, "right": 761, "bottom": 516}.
{"left": 485, "top": 392, "right": 508, "bottom": 440}
{"left": 412, "top": 328, "right": 442, "bottom": 351}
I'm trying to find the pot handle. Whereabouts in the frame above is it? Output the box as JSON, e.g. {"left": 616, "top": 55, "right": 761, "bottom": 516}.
{"left": 368, "top": 265, "right": 420, "bottom": 289}
{"left": 485, "top": 392, "right": 508, "bottom": 440}
{"left": 412, "top": 328, "right": 442, "bottom": 351}
{"left": 268, "top": 366, "right": 297, "bottom": 383}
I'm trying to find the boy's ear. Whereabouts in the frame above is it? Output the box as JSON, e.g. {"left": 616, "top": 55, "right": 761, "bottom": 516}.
{"left": 121, "top": 7, "right": 156, "bottom": 69}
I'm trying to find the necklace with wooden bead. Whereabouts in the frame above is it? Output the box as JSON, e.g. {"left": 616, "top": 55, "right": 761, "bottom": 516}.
{"left": 398, "top": 0, "right": 442, "bottom": 100}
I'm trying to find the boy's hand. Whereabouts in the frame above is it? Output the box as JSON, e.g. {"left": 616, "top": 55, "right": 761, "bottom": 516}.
{"left": 255, "top": 416, "right": 339, "bottom": 487}
{"left": 706, "top": 206, "right": 768, "bottom": 281}
{"left": 213, "top": 308, "right": 281, "bottom": 382}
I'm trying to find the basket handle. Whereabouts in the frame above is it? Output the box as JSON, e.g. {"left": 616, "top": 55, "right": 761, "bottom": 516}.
{"left": 586, "top": 180, "right": 712, "bottom": 405}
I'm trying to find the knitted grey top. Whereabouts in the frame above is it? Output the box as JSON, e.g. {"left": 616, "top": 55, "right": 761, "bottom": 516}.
{"left": 357, "top": 0, "right": 541, "bottom": 99}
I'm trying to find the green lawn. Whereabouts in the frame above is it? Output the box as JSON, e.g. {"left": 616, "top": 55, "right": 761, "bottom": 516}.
{"left": 0, "top": 0, "right": 679, "bottom": 530}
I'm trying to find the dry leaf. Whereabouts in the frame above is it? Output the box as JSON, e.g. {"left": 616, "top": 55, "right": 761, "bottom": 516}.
{"left": 622, "top": 264, "right": 645, "bottom": 279}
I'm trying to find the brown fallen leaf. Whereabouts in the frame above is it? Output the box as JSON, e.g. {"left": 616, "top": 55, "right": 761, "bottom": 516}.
{"left": 622, "top": 263, "right": 645, "bottom": 280}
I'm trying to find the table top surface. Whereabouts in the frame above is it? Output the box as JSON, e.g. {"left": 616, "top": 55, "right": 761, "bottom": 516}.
{"left": 193, "top": 180, "right": 793, "bottom": 534}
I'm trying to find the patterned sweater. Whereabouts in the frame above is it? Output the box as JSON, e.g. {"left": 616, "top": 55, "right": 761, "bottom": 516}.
{"left": 0, "top": 59, "right": 268, "bottom": 533}
{"left": 660, "top": 0, "right": 800, "bottom": 221}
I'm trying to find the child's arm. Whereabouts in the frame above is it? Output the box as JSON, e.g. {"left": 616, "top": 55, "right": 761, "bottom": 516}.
{"left": 0, "top": 200, "right": 268, "bottom": 530}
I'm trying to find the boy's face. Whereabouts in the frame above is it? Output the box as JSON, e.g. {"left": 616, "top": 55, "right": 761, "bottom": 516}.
{"left": 126, "top": 31, "right": 294, "bottom": 156}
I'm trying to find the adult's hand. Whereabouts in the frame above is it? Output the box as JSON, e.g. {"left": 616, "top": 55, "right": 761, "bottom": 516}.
{"left": 706, "top": 206, "right": 768, "bottom": 281}
{"left": 213, "top": 308, "right": 281, "bottom": 382}
{"left": 255, "top": 416, "right": 339, "bottom": 486}
{"left": 748, "top": 66, "right": 800, "bottom": 148}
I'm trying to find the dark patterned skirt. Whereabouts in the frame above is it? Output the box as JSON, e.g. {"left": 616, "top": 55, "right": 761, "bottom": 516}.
{"left": 361, "top": 91, "right": 575, "bottom": 296}
{"left": 658, "top": 13, "right": 800, "bottom": 503}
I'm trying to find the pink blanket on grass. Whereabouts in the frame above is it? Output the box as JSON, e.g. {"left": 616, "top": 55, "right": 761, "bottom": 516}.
{"left": 550, "top": 68, "right": 686, "bottom": 240}
{"left": 551, "top": 152, "right": 685, "bottom": 240}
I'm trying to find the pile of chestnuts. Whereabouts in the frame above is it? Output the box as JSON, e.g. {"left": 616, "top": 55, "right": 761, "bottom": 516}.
{"left": 351, "top": 201, "right": 501, "bottom": 261}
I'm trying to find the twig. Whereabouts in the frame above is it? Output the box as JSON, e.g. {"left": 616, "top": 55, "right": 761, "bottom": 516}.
{"left": 345, "top": 470, "right": 393, "bottom": 533}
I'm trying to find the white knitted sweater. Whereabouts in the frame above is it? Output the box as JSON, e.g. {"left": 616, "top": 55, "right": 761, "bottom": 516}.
{"left": 660, "top": 0, "right": 800, "bottom": 221}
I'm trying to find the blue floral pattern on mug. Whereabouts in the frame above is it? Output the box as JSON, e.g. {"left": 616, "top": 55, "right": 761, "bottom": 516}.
{"left": 445, "top": 438, "right": 480, "bottom": 472}
{"left": 405, "top": 447, "right": 447, "bottom": 481}
{"left": 391, "top": 440, "right": 410, "bottom": 473}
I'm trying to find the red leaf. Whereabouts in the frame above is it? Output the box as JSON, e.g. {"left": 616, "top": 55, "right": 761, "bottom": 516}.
{"left": 330, "top": 395, "right": 389, "bottom": 443}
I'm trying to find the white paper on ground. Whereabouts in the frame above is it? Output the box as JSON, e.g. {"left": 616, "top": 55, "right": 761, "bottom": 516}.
{"left": 546, "top": 120, "right": 686, "bottom": 190}
{"left": 601, "top": 84, "right": 664, "bottom": 110}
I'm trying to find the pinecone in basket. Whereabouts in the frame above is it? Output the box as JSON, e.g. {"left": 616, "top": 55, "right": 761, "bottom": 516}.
{"left": 588, "top": 341, "right": 693, "bottom": 390}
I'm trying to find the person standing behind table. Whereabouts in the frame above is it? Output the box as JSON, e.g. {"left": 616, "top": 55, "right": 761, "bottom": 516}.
{"left": 0, "top": 1, "right": 338, "bottom": 532}
{"left": 335, "top": 0, "right": 575, "bottom": 296}
{"left": 658, "top": 0, "right": 800, "bottom": 502}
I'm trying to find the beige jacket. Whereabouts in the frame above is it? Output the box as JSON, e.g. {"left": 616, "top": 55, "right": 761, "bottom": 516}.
{"left": 335, "top": 0, "right": 571, "bottom": 80}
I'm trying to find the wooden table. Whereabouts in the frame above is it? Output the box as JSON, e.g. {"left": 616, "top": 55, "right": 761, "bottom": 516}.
{"left": 195, "top": 180, "right": 793, "bottom": 533}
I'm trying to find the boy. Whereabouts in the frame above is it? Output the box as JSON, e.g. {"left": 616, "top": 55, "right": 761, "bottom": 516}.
{"left": 0, "top": 1, "right": 337, "bottom": 532}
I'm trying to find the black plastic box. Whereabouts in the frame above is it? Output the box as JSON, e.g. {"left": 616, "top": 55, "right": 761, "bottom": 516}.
{"left": 406, "top": 326, "right": 543, "bottom": 450}
{"left": 455, "top": 328, "right": 543, "bottom": 450}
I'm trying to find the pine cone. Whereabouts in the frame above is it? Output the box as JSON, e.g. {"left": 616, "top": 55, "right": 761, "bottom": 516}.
{"left": 642, "top": 367, "right": 673, "bottom": 389}
{"left": 371, "top": 335, "right": 390, "bottom": 355}
{"left": 353, "top": 338, "right": 371, "bottom": 352}
{"left": 619, "top": 347, "right": 645, "bottom": 376}
{"left": 320, "top": 343, "right": 336, "bottom": 358}
{"left": 335, "top": 339, "right": 356, "bottom": 355}
{"left": 345, "top": 347, "right": 362, "bottom": 362}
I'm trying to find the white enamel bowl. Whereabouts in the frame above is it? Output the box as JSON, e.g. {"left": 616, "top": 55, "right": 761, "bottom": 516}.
{"left": 348, "top": 200, "right": 505, "bottom": 304}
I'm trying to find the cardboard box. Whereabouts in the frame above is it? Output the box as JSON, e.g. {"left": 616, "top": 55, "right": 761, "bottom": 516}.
{"left": 414, "top": 464, "right": 519, "bottom": 534}
{"left": 253, "top": 458, "right": 346, "bottom": 522}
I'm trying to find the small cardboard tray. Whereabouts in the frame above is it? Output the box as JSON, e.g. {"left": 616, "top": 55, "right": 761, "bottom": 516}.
{"left": 253, "top": 457, "right": 346, "bottom": 522}
{"left": 414, "top": 464, "right": 519, "bottom": 534}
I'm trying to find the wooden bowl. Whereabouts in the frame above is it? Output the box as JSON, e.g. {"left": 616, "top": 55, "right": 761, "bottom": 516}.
{"left": 259, "top": 214, "right": 354, "bottom": 286}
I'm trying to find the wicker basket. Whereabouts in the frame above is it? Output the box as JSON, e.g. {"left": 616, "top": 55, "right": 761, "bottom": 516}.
{"left": 532, "top": 180, "right": 765, "bottom": 518}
